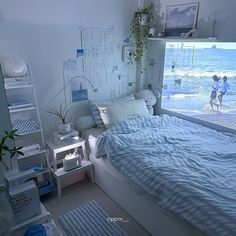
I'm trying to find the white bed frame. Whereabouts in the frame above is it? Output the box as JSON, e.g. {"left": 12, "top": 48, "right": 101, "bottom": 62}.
{"left": 89, "top": 154, "right": 207, "bottom": 236}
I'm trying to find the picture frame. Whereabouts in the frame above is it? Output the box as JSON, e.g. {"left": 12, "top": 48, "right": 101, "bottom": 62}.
{"left": 164, "top": 2, "right": 199, "bottom": 37}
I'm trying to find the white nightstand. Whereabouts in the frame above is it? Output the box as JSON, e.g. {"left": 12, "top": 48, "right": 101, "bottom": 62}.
{"left": 46, "top": 137, "right": 88, "bottom": 172}
{"left": 46, "top": 138, "right": 94, "bottom": 198}
{"left": 52, "top": 160, "right": 94, "bottom": 198}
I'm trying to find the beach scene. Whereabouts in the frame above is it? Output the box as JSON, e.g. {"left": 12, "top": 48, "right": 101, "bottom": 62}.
{"left": 162, "top": 42, "right": 236, "bottom": 130}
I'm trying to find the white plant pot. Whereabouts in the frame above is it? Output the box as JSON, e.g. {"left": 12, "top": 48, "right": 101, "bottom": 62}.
{"left": 58, "top": 123, "right": 73, "bottom": 134}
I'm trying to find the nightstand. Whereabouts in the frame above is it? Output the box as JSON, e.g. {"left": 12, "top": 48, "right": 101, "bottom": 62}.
{"left": 46, "top": 137, "right": 88, "bottom": 172}
{"left": 46, "top": 138, "right": 94, "bottom": 198}
{"left": 52, "top": 160, "right": 94, "bottom": 198}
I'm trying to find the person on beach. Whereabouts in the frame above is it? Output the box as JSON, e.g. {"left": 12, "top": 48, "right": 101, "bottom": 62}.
{"left": 210, "top": 75, "right": 220, "bottom": 110}
{"left": 218, "top": 76, "right": 230, "bottom": 107}
{"left": 171, "top": 62, "right": 181, "bottom": 88}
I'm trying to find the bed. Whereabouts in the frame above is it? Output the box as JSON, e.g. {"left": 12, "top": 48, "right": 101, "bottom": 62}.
{"left": 80, "top": 114, "right": 236, "bottom": 236}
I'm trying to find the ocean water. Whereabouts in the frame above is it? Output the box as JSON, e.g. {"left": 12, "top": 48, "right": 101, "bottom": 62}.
{"left": 162, "top": 45, "right": 236, "bottom": 115}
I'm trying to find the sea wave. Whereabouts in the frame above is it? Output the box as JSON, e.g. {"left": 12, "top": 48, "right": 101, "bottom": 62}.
{"left": 163, "top": 93, "right": 206, "bottom": 99}
{"left": 164, "top": 69, "right": 236, "bottom": 78}
{"left": 168, "top": 107, "right": 236, "bottom": 115}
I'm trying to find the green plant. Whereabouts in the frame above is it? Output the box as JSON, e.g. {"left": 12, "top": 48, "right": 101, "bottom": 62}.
{"left": 0, "top": 130, "right": 24, "bottom": 171}
{"left": 131, "top": 3, "right": 154, "bottom": 62}
{"left": 48, "top": 103, "right": 72, "bottom": 124}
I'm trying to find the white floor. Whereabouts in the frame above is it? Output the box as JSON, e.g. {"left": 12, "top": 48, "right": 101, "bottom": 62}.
{"left": 42, "top": 178, "right": 150, "bottom": 236}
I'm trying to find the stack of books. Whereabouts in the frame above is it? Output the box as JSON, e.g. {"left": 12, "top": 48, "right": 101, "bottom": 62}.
{"left": 4, "top": 169, "right": 37, "bottom": 188}
{"left": 8, "top": 100, "right": 33, "bottom": 111}
{"left": 53, "top": 129, "right": 79, "bottom": 145}
{"left": 9, "top": 180, "right": 41, "bottom": 224}
{"left": 21, "top": 143, "right": 41, "bottom": 156}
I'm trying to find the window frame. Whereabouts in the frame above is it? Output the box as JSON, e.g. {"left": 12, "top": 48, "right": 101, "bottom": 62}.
{"left": 157, "top": 41, "right": 236, "bottom": 135}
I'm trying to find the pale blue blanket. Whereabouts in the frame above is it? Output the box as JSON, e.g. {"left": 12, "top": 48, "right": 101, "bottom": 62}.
{"left": 96, "top": 115, "right": 236, "bottom": 236}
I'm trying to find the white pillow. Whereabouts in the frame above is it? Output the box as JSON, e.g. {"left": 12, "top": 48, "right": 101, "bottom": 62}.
{"left": 98, "top": 99, "right": 149, "bottom": 129}
{"left": 76, "top": 115, "right": 96, "bottom": 132}
{"left": 90, "top": 95, "right": 135, "bottom": 128}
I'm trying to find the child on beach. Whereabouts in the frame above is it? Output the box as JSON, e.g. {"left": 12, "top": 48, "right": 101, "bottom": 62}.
{"left": 218, "top": 76, "right": 230, "bottom": 107}
{"left": 209, "top": 75, "right": 220, "bottom": 110}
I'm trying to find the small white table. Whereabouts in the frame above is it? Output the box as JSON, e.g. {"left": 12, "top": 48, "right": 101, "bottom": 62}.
{"left": 46, "top": 138, "right": 94, "bottom": 198}
{"left": 52, "top": 160, "right": 94, "bottom": 198}
{"left": 46, "top": 137, "right": 88, "bottom": 172}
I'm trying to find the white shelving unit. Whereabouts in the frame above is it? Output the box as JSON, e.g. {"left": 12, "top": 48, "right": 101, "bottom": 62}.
{"left": 3, "top": 65, "right": 55, "bottom": 196}
{"left": 10, "top": 203, "right": 51, "bottom": 235}
{"left": 147, "top": 37, "right": 217, "bottom": 42}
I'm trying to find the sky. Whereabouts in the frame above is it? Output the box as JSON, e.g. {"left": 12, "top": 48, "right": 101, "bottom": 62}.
{"left": 166, "top": 42, "right": 236, "bottom": 49}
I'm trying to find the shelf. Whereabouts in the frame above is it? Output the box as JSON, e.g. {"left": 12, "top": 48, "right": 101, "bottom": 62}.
{"left": 10, "top": 203, "right": 50, "bottom": 233}
{"left": 36, "top": 167, "right": 50, "bottom": 176}
{"left": 5, "top": 83, "right": 33, "bottom": 90}
{"left": 17, "top": 129, "right": 42, "bottom": 136}
{"left": 9, "top": 106, "right": 36, "bottom": 113}
{"left": 147, "top": 37, "right": 217, "bottom": 42}
{"left": 18, "top": 149, "right": 47, "bottom": 160}
{"left": 39, "top": 183, "right": 56, "bottom": 196}
{"left": 4, "top": 75, "right": 29, "bottom": 80}
{"left": 52, "top": 160, "right": 92, "bottom": 178}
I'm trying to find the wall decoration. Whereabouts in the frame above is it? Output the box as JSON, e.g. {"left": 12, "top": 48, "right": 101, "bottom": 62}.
{"left": 71, "top": 81, "right": 88, "bottom": 102}
{"left": 164, "top": 2, "right": 199, "bottom": 36}
{"left": 122, "top": 45, "right": 135, "bottom": 64}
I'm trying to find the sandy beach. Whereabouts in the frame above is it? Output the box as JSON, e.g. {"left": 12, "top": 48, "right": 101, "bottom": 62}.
{"left": 193, "top": 113, "right": 236, "bottom": 130}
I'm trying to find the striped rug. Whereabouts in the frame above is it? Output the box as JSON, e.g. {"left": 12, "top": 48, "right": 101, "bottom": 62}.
{"left": 58, "top": 200, "right": 127, "bottom": 236}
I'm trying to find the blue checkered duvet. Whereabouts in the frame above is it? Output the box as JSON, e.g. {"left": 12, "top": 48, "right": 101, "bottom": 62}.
{"left": 96, "top": 115, "right": 236, "bottom": 236}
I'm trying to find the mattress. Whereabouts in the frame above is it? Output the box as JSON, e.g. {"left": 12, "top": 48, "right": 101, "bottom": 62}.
{"left": 81, "top": 127, "right": 144, "bottom": 191}
{"left": 81, "top": 128, "right": 123, "bottom": 180}
{"left": 96, "top": 115, "right": 236, "bottom": 236}
{"left": 81, "top": 127, "right": 105, "bottom": 156}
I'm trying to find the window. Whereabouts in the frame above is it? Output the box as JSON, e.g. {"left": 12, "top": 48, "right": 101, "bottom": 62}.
{"left": 162, "top": 42, "right": 236, "bottom": 130}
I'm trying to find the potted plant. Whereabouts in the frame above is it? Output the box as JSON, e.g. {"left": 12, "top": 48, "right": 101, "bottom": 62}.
{"left": 131, "top": 3, "right": 154, "bottom": 62}
{"left": 48, "top": 103, "right": 73, "bottom": 134}
{"left": 0, "top": 130, "right": 24, "bottom": 171}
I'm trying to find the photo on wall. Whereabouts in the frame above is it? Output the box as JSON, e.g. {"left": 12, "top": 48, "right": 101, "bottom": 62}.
{"left": 164, "top": 2, "right": 199, "bottom": 36}
{"left": 71, "top": 81, "right": 88, "bottom": 102}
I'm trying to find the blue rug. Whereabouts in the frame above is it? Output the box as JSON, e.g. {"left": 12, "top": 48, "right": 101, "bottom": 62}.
{"left": 58, "top": 200, "right": 127, "bottom": 236}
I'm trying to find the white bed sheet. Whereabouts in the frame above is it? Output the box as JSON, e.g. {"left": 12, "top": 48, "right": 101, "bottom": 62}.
{"left": 81, "top": 127, "right": 204, "bottom": 236}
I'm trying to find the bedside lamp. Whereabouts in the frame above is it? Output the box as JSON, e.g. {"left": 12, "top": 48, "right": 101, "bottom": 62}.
{"left": 134, "top": 89, "right": 160, "bottom": 115}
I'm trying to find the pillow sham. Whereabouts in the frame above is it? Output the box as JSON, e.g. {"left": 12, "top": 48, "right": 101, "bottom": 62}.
{"left": 98, "top": 99, "right": 149, "bottom": 129}
{"left": 90, "top": 95, "right": 135, "bottom": 128}
{"left": 90, "top": 101, "right": 111, "bottom": 128}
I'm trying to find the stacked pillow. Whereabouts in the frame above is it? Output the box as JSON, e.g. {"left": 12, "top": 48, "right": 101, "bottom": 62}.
{"left": 90, "top": 95, "right": 135, "bottom": 128}
{"left": 97, "top": 99, "right": 149, "bottom": 129}
{"left": 77, "top": 95, "right": 150, "bottom": 131}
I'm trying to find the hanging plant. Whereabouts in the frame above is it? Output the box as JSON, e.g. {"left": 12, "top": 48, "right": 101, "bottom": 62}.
{"left": 131, "top": 3, "right": 154, "bottom": 62}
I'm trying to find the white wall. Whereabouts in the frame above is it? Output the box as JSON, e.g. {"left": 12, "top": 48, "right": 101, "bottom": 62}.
{"left": 0, "top": 0, "right": 139, "bottom": 136}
